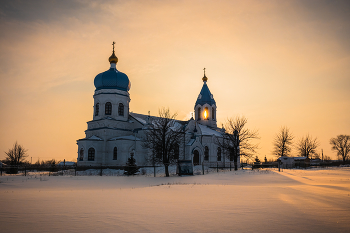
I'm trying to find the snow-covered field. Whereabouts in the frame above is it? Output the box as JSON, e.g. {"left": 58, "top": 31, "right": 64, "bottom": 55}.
{"left": 1, "top": 168, "right": 349, "bottom": 233}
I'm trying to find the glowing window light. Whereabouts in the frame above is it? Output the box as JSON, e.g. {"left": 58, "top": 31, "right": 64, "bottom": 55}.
{"left": 204, "top": 110, "right": 208, "bottom": 119}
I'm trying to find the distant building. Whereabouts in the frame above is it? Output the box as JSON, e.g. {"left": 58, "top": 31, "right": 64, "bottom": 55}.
{"left": 76, "top": 44, "right": 239, "bottom": 167}
{"left": 277, "top": 156, "right": 310, "bottom": 168}
{"left": 57, "top": 161, "right": 76, "bottom": 166}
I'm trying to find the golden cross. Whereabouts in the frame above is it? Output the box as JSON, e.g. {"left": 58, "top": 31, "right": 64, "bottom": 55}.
{"left": 203, "top": 67, "right": 206, "bottom": 75}
{"left": 112, "top": 41, "right": 115, "bottom": 52}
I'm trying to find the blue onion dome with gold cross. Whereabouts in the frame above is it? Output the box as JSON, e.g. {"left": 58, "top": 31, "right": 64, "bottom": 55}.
{"left": 94, "top": 42, "right": 131, "bottom": 91}
{"left": 195, "top": 68, "right": 216, "bottom": 106}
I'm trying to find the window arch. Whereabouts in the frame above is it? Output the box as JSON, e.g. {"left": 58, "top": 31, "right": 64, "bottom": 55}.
{"left": 88, "top": 148, "right": 95, "bottom": 161}
{"left": 113, "top": 147, "right": 117, "bottom": 160}
{"left": 174, "top": 144, "right": 179, "bottom": 160}
{"left": 105, "top": 102, "right": 112, "bottom": 115}
{"left": 95, "top": 103, "right": 99, "bottom": 116}
{"left": 204, "top": 107, "right": 209, "bottom": 120}
{"left": 212, "top": 107, "right": 215, "bottom": 120}
{"left": 204, "top": 146, "right": 209, "bottom": 161}
{"left": 217, "top": 147, "right": 221, "bottom": 161}
{"left": 118, "top": 103, "right": 124, "bottom": 116}
{"left": 197, "top": 107, "right": 201, "bottom": 120}
{"left": 193, "top": 150, "right": 200, "bottom": 165}
{"left": 79, "top": 148, "right": 84, "bottom": 161}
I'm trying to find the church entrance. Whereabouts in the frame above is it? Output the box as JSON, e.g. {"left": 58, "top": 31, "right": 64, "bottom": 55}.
{"left": 193, "top": 150, "right": 200, "bottom": 165}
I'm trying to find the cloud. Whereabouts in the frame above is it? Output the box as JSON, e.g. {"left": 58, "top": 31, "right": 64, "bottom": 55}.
{"left": 0, "top": 0, "right": 113, "bottom": 24}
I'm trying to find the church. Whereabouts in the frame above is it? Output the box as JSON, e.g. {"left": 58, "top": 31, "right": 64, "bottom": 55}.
{"left": 76, "top": 44, "right": 239, "bottom": 168}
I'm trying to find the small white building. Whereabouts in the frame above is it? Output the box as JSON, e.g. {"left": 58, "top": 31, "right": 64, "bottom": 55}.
{"left": 277, "top": 156, "right": 310, "bottom": 168}
{"left": 76, "top": 45, "right": 239, "bottom": 167}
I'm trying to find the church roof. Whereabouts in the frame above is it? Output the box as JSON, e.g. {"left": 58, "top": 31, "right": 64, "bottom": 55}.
{"left": 109, "top": 135, "right": 141, "bottom": 141}
{"left": 94, "top": 68, "right": 130, "bottom": 91}
{"left": 94, "top": 43, "right": 131, "bottom": 92}
{"left": 197, "top": 123, "right": 222, "bottom": 136}
{"left": 195, "top": 82, "right": 216, "bottom": 107}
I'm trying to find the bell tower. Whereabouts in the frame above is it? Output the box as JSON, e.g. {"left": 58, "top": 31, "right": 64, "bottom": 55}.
{"left": 194, "top": 68, "right": 217, "bottom": 128}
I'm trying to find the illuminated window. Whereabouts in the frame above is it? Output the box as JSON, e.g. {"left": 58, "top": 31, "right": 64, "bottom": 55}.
{"left": 95, "top": 103, "right": 99, "bottom": 116}
{"left": 88, "top": 148, "right": 95, "bottom": 161}
{"left": 204, "top": 107, "right": 209, "bottom": 120}
{"left": 105, "top": 102, "right": 112, "bottom": 115}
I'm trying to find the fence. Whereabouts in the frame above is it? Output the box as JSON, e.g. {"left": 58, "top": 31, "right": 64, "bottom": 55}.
{"left": 1, "top": 160, "right": 349, "bottom": 177}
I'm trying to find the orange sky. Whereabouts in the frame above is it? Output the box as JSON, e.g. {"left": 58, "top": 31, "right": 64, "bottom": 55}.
{"left": 0, "top": 0, "right": 349, "bottom": 162}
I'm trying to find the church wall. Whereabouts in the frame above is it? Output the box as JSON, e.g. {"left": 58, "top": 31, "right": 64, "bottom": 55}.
{"left": 104, "top": 140, "right": 147, "bottom": 166}
{"left": 76, "top": 140, "right": 104, "bottom": 166}
{"left": 93, "top": 89, "right": 130, "bottom": 122}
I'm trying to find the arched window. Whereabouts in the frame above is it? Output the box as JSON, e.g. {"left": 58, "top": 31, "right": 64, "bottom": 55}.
{"left": 204, "top": 107, "right": 209, "bottom": 120}
{"left": 204, "top": 146, "right": 209, "bottom": 161}
{"left": 88, "top": 148, "right": 95, "bottom": 161}
{"left": 113, "top": 147, "right": 117, "bottom": 160}
{"left": 118, "top": 103, "right": 124, "bottom": 116}
{"left": 105, "top": 102, "right": 112, "bottom": 115}
{"left": 197, "top": 107, "right": 201, "bottom": 120}
{"left": 95, "top": 103, "right": 99, "bottom": 116}
{"left": 174, "top": 144, "right": 180, "bottom": 160}
{"left": 79, "top": 148, "right": 84, "bottom": 161}
{"left": 193, "top": 150, "right": 200, "bottom": 165}
{"left": 212, "top": 107, "right": 215, "bottom": 120}
{"left": 217, "top": 147, "right": 221, "bottom": 161}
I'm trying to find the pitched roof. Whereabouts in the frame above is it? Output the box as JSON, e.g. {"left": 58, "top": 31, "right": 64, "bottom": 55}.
{"left": 195, "top": 83, "right": 216, "bottom": 106}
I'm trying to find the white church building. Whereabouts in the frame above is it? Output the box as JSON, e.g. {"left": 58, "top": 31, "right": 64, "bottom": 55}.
{"left": 76, "top": 45, "right": 239, "bottom": 167}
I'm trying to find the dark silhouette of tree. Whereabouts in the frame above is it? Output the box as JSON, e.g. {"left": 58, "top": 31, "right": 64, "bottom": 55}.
{"left": 254, "top": 156, "right": 261, "bottom": 164}
{"left": 4, "top": 141, "right": 28, "bottom": 165}
{"left": 273, "top": 126, "right": 294, "bottom": 157}
{"left": 330, "top": 135, "right": 350, "bottom": 163}
{"left": 216, "top": 116, "right": 259, "bottom": 170}
{"left": 124, "top": 153, "right": 139, "bottom": 176}
{"left": 296, "top": 134, "right": 319, "bottom": 158}
{"left": 143, "top": 108, "right": 184, "bottom": 177}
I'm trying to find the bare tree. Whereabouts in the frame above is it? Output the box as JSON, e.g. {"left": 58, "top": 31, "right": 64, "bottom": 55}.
{"left": 330, "top": 135, "right": 350, "bottom": 163}
{"left": 217, "top": 116, "right": 259, "bottom": 170}
{"left": 296, "top": 134, "right": 319, "bottom": 158}
{"left": 4, "top": 141, "right": 28, "bottom": 165}
{"left": 273, "top": 126, "right": 294, "bottom": 157}
{"left": 143, "top": 108, "right": 185, "bottom": 177}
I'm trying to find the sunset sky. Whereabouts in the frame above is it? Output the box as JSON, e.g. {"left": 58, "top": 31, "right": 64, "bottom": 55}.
{"left": 0, "top": 0, "right": 349, "bottom": 162}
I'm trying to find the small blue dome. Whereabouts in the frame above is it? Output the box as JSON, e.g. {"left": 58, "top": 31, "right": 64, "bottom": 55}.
{"left": 195, "top": 83, "right": 216, "bottom": 107}
{"left": 94, "top": 68, "right": 131, "bottom": 91}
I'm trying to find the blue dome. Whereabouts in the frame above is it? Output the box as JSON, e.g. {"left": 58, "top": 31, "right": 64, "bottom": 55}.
{"left": 195, "top": 83, "right": 216, "bottom": 107}
{"left": 94, "top": 68, "right": 131, "bottom": 91}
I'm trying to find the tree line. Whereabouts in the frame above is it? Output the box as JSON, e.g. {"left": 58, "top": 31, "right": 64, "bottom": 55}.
{"left": 273, "top": 126, "right": 350, "bottom": 162}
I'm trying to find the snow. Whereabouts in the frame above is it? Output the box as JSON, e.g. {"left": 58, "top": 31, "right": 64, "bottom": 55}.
{"left": 197, "top": 123, "right": 222, "bottom": 136}
{"left": 109, "top": 135, "right": 142, "bottom": 141}
{"left": 87, "top": 135, "right": 103, "bottom": 140}
{"left": 1, "top": 168, "right": 350, "bottom": 233}
{"left": 133, "top": 116, "right": 147, "bottom": 125}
